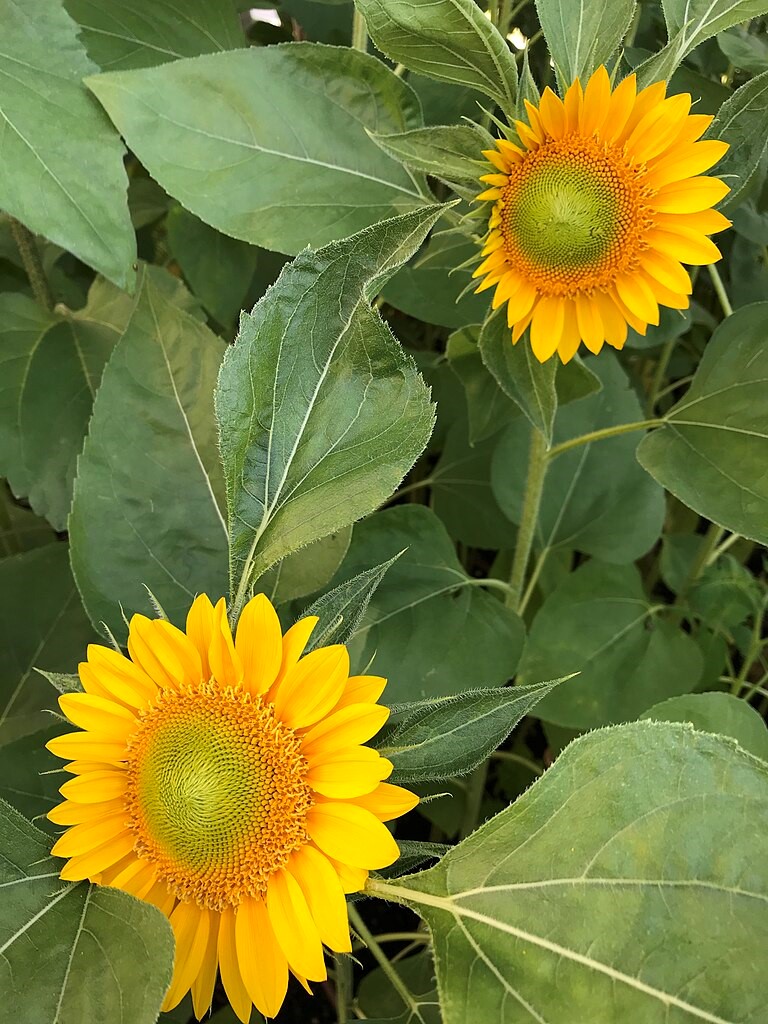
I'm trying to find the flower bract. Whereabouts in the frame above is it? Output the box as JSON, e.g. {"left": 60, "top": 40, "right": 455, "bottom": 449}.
{"left": 474, "top": 66, "right": 731, "bottom": 362}
{"left": 46, "top": 594, "right": 416, "bottom": 1021}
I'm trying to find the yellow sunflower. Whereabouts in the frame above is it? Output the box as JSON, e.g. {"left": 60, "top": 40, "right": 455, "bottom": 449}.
{"left": 474, "top": 65, "right": 731, "bottom": 363}
{"left": 46, "top": 593, "right": 416, "bottom": 1021}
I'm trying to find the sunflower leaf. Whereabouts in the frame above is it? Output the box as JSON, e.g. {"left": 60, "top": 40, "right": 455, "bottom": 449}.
{"left": 302, "top": 552, "right": 404, "bottom": 652}
{"left": 637, "top": 0, "right": 768, "bottom": 86}
{"left": 368, "top": 124, "right": 491, "bottom": 189}
{"left": 353, "top": 0, "right": 518, "bottom": 115}
{"left": 217, "top": 206, "right": 444, "bottom": 617}
{"left": 64, "top": 0, "right": 245, "bottom": 71}
{"left": 376, "top": 721, "right": 768, "bottom": 1024}
{"left": 709, "top": 69, "right": 768, "bottom": 212}
{"left": 0, "top": 0, "right": 135, "bottom": 288}
{"left": 637, "top": 302, "right": 768, "bottom": 547}
{"left": 70, "top": 265, "right": 228, "bottom": 641}
{"left": 86, "top": 44, "right": 429, "bottom": 255}
{"left": 534, "top": 0, "right": 636, "bottom": 84}
{"left": 378, "top": 678, "right": 568, "bottom": 782}
{"left": 0, "top": 799, "right": 174, "bottom": 1024}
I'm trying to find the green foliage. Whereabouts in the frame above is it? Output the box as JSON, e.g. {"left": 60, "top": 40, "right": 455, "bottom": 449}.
{"left": 87, "top": 44, "right": 429, "bottom": 255}
{"left": 354, "top": 0, "right": 518, "bottom": 113}
{"left": 638, "top": 303, "right": 768, "bottom": 546}
{"left": 2, "top": 3, "right": 768, "bottom": 1021}
{"left": 382, "top": 722, "right": 768, "bottom": 1023}
{"left": 216, "top": 207, "right": 440, "bottom": 613}
{"left": 0, "top": 799, "right": 174, "bottom": 1023}
{"left": 70, "top": 265, "right": 228, "bottom": 639}
{"left": 0, "top": 0, "right": 135, "bottom": 287}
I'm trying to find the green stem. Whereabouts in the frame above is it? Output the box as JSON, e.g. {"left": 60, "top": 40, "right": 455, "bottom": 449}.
{"left": 732, "top": 601, "right": 767, "bottom": 697}
{"left": 518, "top": 546, "right": 550, "bottom": 616}
{"left": 678, "top": 522, "right": 724, "bottom": 602}
{"left": 547, "top": 419, "right": 664, "bottom": 460}
{"left": 9, "top": 218, "right": 54, "bottom": 309}
{"left": 348, "top": 905, "right": 419, "bottom": 1015}
{"left": 707, "top": 532, "right": 741, "bottom": 565}
{"left": 708, "top": 264, "right": 733, "bottom": 318}
{"left": 646, "top": 336, "right": 676, "bottom": 416}
{"left": 351, "top": 8, "right": 368, "bottom": 51}
{"left": 335, "top": 954, "right": 353, "bottom": 1024}
{"left": 506, "top": 427, "right": 548, "bottom": 610}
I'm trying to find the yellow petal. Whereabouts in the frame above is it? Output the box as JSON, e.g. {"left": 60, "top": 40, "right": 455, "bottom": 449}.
{"left": 302, "top": 703, "right": 390, "bottom": 758}
{"left": 48, "top": 797, "right": 126, "bottom": 826}
{"left": 288, "top": 846, "right": 352, "bottom": 952}
{"left": 266, "top": 869, "right": 327, "bottom": 981}
{"left": 273, "top": 645, "right": 349, "bottom": 731}
{"left": 529, "top": 296, "right": 564, "bottom": 363}
{"left": 507, "top": 279, "right": 537, "bottom": 324}
{"left": 274, "top": 615, "right": 318, "bottom": 690}
{"left": 677, "top": 113, "right": 713, "bottom": 145}
{"left": 83, "top": 645, "right": 157, "bottom": 707}
{"left": 186, "top": 593, "right": 217, "bottom": 679}
{"left": 563, "top": 76, "right": 584, "bottom": 133}
{"left": 645, "top": 227, "right": 722, "bottom": 266}
{"left": 58, "top": 830, "right": 136, "bottom": 881}
{"left": 476, "top": 187, "right": 503, "bottom": 201}
{"left": 127, "top": 615, "right": 187, "bottom": 690}
{"left": 58, "top": 693, "right": 138, "bottom": 739}
{"left": 236, "top": 897, "right": 288, "bottom": 1018}
{"left": 308, "top": 746, "right": 392, "bottom": 799}
{"left": 641, "top": 249, "right": 692, "bottom": 294}
{"left": 60, "top": 769, "right": 127, "bottom": 804}
{"left": 652, "top": 176, "right": 730, "bottom": 214}
{"left": 626, "top": 93, "right": 691, "bottom": 163}
{"left": 614, "top": 273, "right": 660, "bottom": 325}
{"left": 645, "top": 140, "right": 729, "bottom": 189}
{"left": 335, "top": 674, "right": 387, "bottom": 711}
{"left": 592, "top": 292, "right": 629, "bottom": 351}
{"left": 192, "top": 911, "right": 221, "bottom": 1020}
{"left": 208, "top": 598, "right": 242, "bottom": 688}
{"left": 580, "top": 64, "right": 611, "bottom": 135}
{"left": 235, "top": 593, "right": 283, "bottom": 696}
{"left": 556, "top": 300, "right": 582, "bottom": 364}
{"left": 47, "top": 732, "right": 127, "bottom": 763}
{"left": 602, "top": 72, "right": 637, "bottom": 144}
{"left": 107, "top": 857, "right": 157, "bottom": 900}
{"left": 327, "top": 856, "right": 369, "bottom": 895}
{"left": 307, "top": 803, "right": 400, "bottom": 869}
{"left": 162, "top": 903, "right": 211, "bottom": 1012}
{"left": 51, "top": 811, "right": 128, "bottom": 858}
{"left": 482, "top": 148, "right": 511, "bottom": 172}
{"left": 655, "top": 209, "right": 732, "bottom": 235}
{"left": 575, "top": 293, "right": 605, "bottom": 354}
{"left": 218, "top": 906, "right": 253, "bottom": 1024}
{"left": 538, "top": 87, "right": 566, "bottom": 139}
{"left": 353, "top": 782, "right": 420, "bottom": 823}
{"left": 615, "top": 79, "right": 666, "bottom": 147}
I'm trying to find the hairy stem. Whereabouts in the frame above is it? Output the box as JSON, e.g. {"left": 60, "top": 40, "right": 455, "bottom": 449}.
{"left": 708, "top": 264, "right": 733, "bottom": 318}
{"left": 9, "top": 218, "right": 54, "bottom": 310}
{"left": 547, "top": 418, "right": 664, "bottom": 460}
{"left": 351, "top": 9, "right": 368, "bottom": 52}
{"left": 506, "top": 426, "right": 548, "bottom": 610}
{"left": 348, "top": 904, "right": 418, "bottom": 1015}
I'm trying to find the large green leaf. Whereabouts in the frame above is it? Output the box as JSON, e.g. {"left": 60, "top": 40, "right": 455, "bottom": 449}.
{"left": 373, "top": 722, "right": 768, "bottom": 1024}
{"left": 638, "top": 0, "right": 768, "bottom": 85}
{"left": 378, "top": 678, "right": 566, "bottom": 782}
{"left": 535, "top": 0, "right": 636, "bottom": 81}
{"left": 493, "top": 355, "right": 665, "bottom": 564}
{"left": 710, "top": 70, "right": 768, "bottom": 211}
{"left": 642, "top": 692, "right": 768, "bottom": 761}
{"left": 0, "top": 545, "right": 96, "bottom": 747}
{"left": 0, "top": 0, "right": 135, "bottom": 288}
{"left": 328, "top": 506, "right": 524, "bottom": 702}
{"left": 0, "top": 725, "right": 59, "bottom": 824}
{"left": 369, "top": 124, "right": 489, "bottom": 191}
{"left": 0, "top": 280, "right": 138, "bottom": 530}
{"left": 637, "top": 303, "right": 768, "bottom": 546}
{"left": 216, "top": 207, "right": 441, "bottom": 615}
{"left": 70, "top": 266, "right": 228, "bottom": 640}
{"left": 64, "top": 0, "right": 244, "bottom": 71}
{"left": 354, "top": 0, "right": 517, "bottom": 114}
{"left": 446, "top": 325, "right": 520, "bottom": 444}
{"left": 87, "top": 44, "right": 428, "bottom": 256}
{"left": 258, "top": 528, "right": 353, "bottom": 607}
{"left": 0, "top": 799, "right": 174, "bottom": 1024}
{"left": 519, "top": 560, "right": 703, "bottom": 728}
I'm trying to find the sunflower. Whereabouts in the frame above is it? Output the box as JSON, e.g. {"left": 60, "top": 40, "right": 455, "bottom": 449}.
{"left": 474, "top": 65, "right": 731, "bottom": 363}
{"left": 46, "top": 594, "right": 416, "bottom": 1021}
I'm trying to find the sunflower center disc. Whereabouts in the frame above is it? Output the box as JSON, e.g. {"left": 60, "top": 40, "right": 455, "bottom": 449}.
{"left": 125, "top": 683, "right": 313, "bottom": 910}
{"left": 499, "top": 135, "right": 646, "bottom": 294}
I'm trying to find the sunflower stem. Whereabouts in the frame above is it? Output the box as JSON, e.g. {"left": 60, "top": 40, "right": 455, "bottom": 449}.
{"left": 547, "top": 418, "right": 664, "bottom": 460}
{"left": 646, "top": 336, "right": 676, "bottom": 416}
{"left": 9, "top": 217, "right": 54, "bottom": 310}
{"left": 334, "top": 953, "right": 353, "bottom": 1023}
{"left": 506, "top": 426, "right": 547, "bottom": 612}
{"left": 348, "top": 904, "right": 419, "bottom": 1015}
{"left": 707, "top": 264, "right": 733, "bottom": 318}
{"left": 351, "top": 8, "right": 368, "bottom": 52}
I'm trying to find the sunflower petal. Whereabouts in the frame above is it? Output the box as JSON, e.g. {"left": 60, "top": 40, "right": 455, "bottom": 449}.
{"left": 266, "top": 869, "right": 327, "bottom": 981}
{"left": 288, "top": 845, "right": 352, "bottom": 952}
{"left": 162, "top": 903, "right": 211, "bottom": 1012}
{"left": 236, "top": 896, "right": 288, "bottom": 1018}
{"left": 235, "top": 593, "right": 283, "bottom": 696}
{"left": 307, "top": 802, "right": 400, "bottom": 869}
